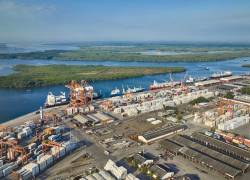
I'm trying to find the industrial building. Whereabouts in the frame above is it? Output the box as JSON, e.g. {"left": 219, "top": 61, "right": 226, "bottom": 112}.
{"left": 132, "top": 153, "right": 154, "bottom": 168}
{"left": 162, "top": 133, "right": 250, "bottom": 179}
{"left": 148, "top": 164, "right": 174, "bottom": 180}
{"left": 191, "top": 132, "right": 250, "bottom": 161}
{"left": 138, "top": 124, "right": 186, "bottom": 144}
{"left": 194, "top": 79, "right": 221, "bottom": 87}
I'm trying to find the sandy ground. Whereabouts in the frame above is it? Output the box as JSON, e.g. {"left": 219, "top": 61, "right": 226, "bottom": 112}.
{"left": 2, "top": 105, "right": 67, "bottom": 127}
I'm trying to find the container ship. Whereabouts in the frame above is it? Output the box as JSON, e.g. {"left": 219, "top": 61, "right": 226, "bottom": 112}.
{"left": 210, "top": 71, "right": 232, "bottom": 79}
{"left": 44, "top": 92, "right": 69, "bottom": 108}
{"left": 149, "top": 80, "right": 181, "bottom": 90}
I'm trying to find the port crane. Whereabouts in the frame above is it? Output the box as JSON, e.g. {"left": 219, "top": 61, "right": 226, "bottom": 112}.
{"left": 42, "top": 140, "right": 62, "bottom": 158}
{"left": 67, "top": 80, "right": 93, "bottom": 108}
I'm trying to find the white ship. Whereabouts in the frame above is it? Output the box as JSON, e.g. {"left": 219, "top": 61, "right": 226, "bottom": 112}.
{"left": 44, "top": 92, "right": 69, "bottom": 108}
{"left": 123, "top": 86, "right": 145, "bottom": 94}
{"left": 149, "top": 80, "right": 180, "bottom": 90}
{"left": 185, "top": 76, "right": 195, "bottom": 83}
{"left": 110, "top": 88, "right": 121, "bottom": 97}
{"left": 210, "top": 71, "right": 232, "bottom": 79}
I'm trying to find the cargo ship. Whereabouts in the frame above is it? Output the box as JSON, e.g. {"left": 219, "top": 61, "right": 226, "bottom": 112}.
{"left": 122, "top": 86, "right": 145, "bottom": 94}
{"left": 210, "top": 71, "right": 232, "bottom": 79}
{"left": 149, "top": 80, "right": 180, "bottom": 90}
{"left": 44, "top": 92, "right": 69, "bottom": 108}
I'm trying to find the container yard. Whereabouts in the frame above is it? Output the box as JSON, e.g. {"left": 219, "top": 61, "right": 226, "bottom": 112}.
{"left": 1, "top": 76, "right": 250, "bottom": 179}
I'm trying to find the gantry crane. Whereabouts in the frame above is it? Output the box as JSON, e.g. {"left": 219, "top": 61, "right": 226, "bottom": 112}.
{"left": 67, "top": 80, "right": 93, "bottom": 108}
{"left": 42, "top": 140, "right": 62, "bottom": 158}
{"left": 8, "top": 145, "right": 28, "bottom": 165}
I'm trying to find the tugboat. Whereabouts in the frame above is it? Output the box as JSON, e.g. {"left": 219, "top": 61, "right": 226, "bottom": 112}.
{"left": 44, "top": 92, "right": 69, "bottom": 108}
{"left": 110, "top": 87, "right": 121, "bottom": 97}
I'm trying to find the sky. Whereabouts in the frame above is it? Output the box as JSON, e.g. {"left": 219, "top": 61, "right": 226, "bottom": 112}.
{"left": 0, "top": 0, "right": 250, "bottom": 43}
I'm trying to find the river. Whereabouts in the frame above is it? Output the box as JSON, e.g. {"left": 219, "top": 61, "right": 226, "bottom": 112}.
{"left": 0, "top": 57, "right": 250, "bottom": 123}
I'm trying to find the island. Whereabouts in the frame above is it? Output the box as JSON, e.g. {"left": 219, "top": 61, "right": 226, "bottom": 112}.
{"left": 242, "top": 64, "right": 250, "bottom": 68}
{"left": 1, "top": 43, "right": 250, "bottom": 62}
{"left": 0, "top": 65, "right": 185, "bottom": 88}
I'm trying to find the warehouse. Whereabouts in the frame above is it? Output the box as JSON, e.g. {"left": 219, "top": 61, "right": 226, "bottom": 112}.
{"left": 73, "top": 114, "right": 89, "bottom": 125}
{"left": 132, "top": 153, "right": 154, "bottom": 168}
{"left": 169, "top": 135, "right": 249, "bottom": 173}
{"left": 179, "top": 147, "right": 241, "bottom": 179}
{"left": 138, "top": 124, "right": 186, "bottom": 144}
{"left": 220, "top": 76, "right": 242, "bottom": 82}
{"left": 148, "top": 164, "right": 174, "bottom": 180}
{"left": 217, "top": 84, "right": 241, "bottom": 92}
{"left": 161, "top": 139, "right": 182, "bottom": 156}
{"left": 195, "top": 79, "right": 221, "bottom": 87}
{"left": 191, "top": 132, "right": 250, "bottom": 161}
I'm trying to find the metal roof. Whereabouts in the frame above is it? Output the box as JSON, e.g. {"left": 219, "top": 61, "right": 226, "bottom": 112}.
{"left": 161, "top": 139, "right": 183, "bottom": 153}
{"left": 169, "top": 135, "right": 249, "bottom": 172}
{"left": 192, "top": 132, "right": 250, "bottom": 160}
{"left": 179, "top": 147, "right": 241, "bottom": 178}
{"left": 141, "top": 124, "right": 186, "bottom": 141}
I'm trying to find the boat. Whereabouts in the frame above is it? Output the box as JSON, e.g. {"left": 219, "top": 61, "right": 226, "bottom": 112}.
{"left": 210, "top": 71, "right": 232, "bottom": 79}
{"left": 196, "top": 77, "right": 208, "bottom": 82}
{"left": 149, "top": 80, "right": 180, "bottom": 90}
{"left": 205, "top": 67, "right": 209, "bottom": 70}
{"left": 185, "top": 76, "right": 195, "bottom": 84}
{"left": 110, "top": 88, "right": 121, "bottom": 97}
{"left": 149, "top": 73, "right": 181, "bottom": 90}
{"left": 93, "top": 91, "right": 102, "bottom": 99}
{"left": 123, "top": 86, "right": 145, "bottom": 94}
{"left": 44, "top": 92, "right": 69, "bottom": 108}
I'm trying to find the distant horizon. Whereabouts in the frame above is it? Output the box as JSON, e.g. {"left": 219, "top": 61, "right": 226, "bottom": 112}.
{"left": 2, "top": 40, "right": 250, "bottom": 46}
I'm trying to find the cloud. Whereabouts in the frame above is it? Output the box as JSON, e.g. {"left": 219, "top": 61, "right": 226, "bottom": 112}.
{"left": 0, "top": 0, "right": 55, "bottom": 18}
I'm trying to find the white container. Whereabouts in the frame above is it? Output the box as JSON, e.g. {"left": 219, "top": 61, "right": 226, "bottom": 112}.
{"left": 28, "top": 143, "right": 37, "bottom": 150}
{"left": 17, "top": 132, "right": 26, "bottom": 140}
{"left": 38, "top": 160, "right": 47, "bottom": 172}
{"left": 23, "top": 162, "right": 39, "bottom": 176}
{"left": 3, "top": 165, "right": 14, "bottom": 177}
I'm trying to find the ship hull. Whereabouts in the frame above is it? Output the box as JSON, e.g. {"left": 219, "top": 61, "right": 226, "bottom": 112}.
{"left": 44, "top": 101, "right": 69, "bottom": 108}
{"left": 210, "top": 74, "right": 232, "bottom": 79}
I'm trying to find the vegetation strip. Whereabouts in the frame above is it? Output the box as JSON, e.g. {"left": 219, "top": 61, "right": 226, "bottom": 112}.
{"left": 0, "top": 65, "right": 185, "bottom": 89}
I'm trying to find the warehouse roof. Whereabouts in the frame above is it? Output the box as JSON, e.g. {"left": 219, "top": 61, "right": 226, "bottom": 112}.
{"left": 133, "top": 153, "right": 147, "bottom": 164}
{"left": 170, "top": 135, "right": 249, "bottom": 172}
{"left": 192, "top": 132, "right": 250, "bottom": 160}
{"left": 150, "top": 164, "right": 171, "bottom": 178}
{"left": 220, "top": 76, "right": 242, "bottom": 81}
{"left": 141, "top": 124, "right": 186, "bottom": 141}
{"left": 179, "top": 147, "right": 241, "bottom": 178}
{"left": 74, "top": 114, "right": 89, "bottom": 124}
{"left": 195, "top": 80, "right": 220, "bottom": 87}
{"left": 161, "top": 139, "right": 183, "bottom": 153}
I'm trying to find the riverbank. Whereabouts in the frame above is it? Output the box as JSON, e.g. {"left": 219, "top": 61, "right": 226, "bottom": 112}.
{"left": 0, "top": 64, "right": 185, "bottom": 88}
